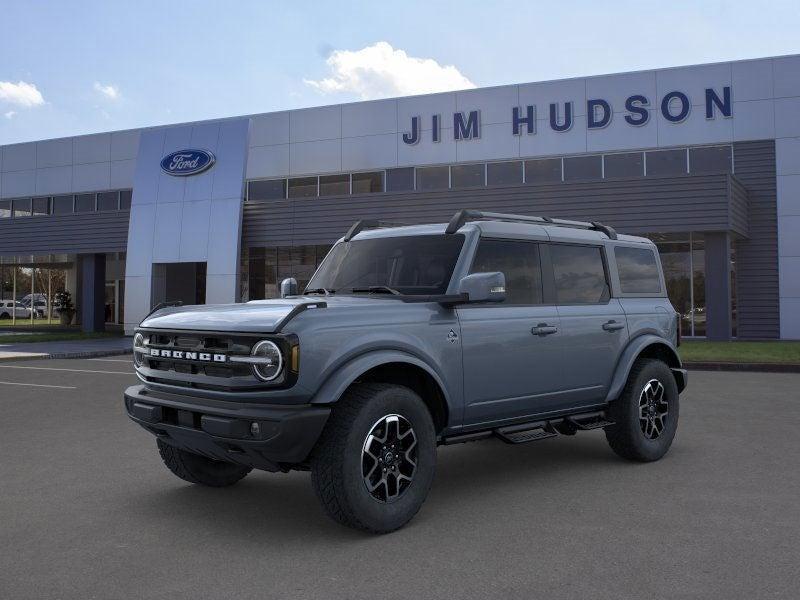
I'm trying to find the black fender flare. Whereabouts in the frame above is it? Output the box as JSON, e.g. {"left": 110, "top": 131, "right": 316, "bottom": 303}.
{"left": 309, "top": 349, "right": 453, "bottom": 412}
{"left": 605, "top": 335, "right": 685, "bottom": 403}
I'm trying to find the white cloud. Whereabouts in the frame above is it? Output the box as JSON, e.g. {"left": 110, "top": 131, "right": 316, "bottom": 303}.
{"left": 0, "top": 81, "right": 44, "bottom": 107}
{"left": 93, "top": 82, "right": 121, "bottom": 100}
{"left": 304, "top": 41, "right": 475, "bottom": 100}
{"left": 4, "top": 110, "right": 17, "bottom": 119}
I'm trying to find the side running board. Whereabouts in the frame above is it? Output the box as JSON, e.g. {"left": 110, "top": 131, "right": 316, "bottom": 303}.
{"left": 444, "top": 410, "right": 613, "bottom": 446}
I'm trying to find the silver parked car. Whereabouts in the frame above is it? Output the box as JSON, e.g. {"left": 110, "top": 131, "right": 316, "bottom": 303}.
{"left": 126, "top": 210, "right": 687, "bottom": 533}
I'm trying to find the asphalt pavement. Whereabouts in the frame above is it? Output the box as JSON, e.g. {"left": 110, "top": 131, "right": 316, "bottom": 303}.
{"left": 1, "top": 359, "right": 798, "bottom": 599}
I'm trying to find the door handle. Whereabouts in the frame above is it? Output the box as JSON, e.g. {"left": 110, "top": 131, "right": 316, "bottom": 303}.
{"left": 602, "top": 320, "right": 625, "bottom": 332}
{"left": 531, "top": 323, "right": 558, "bottom": 336}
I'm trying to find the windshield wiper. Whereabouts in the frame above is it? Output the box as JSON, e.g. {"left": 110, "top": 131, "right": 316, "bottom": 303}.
{"left": 350, "top": 285, "right": 402, "bottom": 295}
{"left": 305, "top": 287, "right": 335, "bottom": 295}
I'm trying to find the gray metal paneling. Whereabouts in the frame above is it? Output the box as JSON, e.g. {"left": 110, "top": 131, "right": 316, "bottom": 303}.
{"left": 732, "top": 140, "right": 779, "bottom": 339}
{"left": 729, "top": 177, "right": 750, "bottom": 238}
{"left": 243, "top": 173, "right": 745, "bottom": 248}
{"left": 0, "top": 210, "right": 130, "bottom": 256}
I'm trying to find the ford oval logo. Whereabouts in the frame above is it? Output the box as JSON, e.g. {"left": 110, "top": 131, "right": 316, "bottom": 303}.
{"left": 160, "top": 149, "right": 215, "bottom": 176}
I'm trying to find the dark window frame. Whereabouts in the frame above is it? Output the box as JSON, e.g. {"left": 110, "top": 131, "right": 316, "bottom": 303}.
{"left": 464, "top": 237, "right": 547, "bottom": 307}
{"left": 614, "top": 245, "right": 665, "bottom": 297}
{"left": 546, "top": 241, "right": 612, "bottom": 306}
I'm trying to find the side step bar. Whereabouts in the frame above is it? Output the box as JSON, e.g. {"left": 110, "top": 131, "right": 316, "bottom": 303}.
{"left": 443, "top": 410, "right": 614, "bottom": 446}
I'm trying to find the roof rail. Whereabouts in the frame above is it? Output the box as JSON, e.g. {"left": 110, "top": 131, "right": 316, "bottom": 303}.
{"left": 343, "top": 219, "right": 408, "bottom": 241}
{"left": 445, "top": 209, "right": 618, "bottom": 240}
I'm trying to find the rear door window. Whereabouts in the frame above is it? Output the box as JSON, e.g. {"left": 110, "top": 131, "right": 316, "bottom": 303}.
{"left": 615, "top": 246, "right": 662, "bottom": 294}
{"left": 470, "top": 239, "right": 543, "bottom": 304}
{"left": 550, "top": 244, "right": 609, "bottom": 304}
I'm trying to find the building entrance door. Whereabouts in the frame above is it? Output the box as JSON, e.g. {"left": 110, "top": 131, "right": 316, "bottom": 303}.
{"left": 151, "top": 262, "right": 207, "bottom": 308}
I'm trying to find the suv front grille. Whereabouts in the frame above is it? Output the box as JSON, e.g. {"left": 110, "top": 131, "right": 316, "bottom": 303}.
{"left": 135, "top": 330, "right": 276, "bottom": 393}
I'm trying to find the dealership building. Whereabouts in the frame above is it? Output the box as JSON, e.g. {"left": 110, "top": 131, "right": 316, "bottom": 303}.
{"left": 1, "top": 54, "right": 799, "bottom": 340}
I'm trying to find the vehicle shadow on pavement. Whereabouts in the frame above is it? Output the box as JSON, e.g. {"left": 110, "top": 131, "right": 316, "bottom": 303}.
{"left": 128, "top": 433, "right": 631, "bottom": 540}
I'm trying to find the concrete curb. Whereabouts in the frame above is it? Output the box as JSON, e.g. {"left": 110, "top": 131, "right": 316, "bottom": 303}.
{"left": 684, "top": 361, "right": 800, "bottom": 373}
{"left": 0, "top": 349, "right": 132, "bottom": 363}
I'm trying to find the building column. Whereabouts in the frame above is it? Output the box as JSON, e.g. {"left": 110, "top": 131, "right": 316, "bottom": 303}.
{"left": 704, "top": 232, "right": 732, "bottom": 341}
{"left": 80, "top": 253, "right": 106, "bottom": 332}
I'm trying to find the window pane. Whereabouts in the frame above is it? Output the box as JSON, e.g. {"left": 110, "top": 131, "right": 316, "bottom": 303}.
{"left": 319, "top": 174, "right": 350, "bottom": 196}
{"left": 309, "top": 235, "right": 464, "bottom": 295}
{"left": 74, "top": 194, "right": 96, "bottom": 212}
{"left": 563, "top": 155, "right": 602, "bottom": 181}
{"left": 690, "top": 145, "right": 732, "bottom": 174}
{"left": 248, "top": 247, "right": 266, "bottom": 300}
{"left": 12, "top": 198, "right": 32, "bottom": 217}
{"left": 551, "top": 244, "right": 609, "bottom": 304}
{"left": 451, "top": 163, "right": 485, "bottom": 188}
{"left": 352, "top": 171, "right": 384, "bottom": 194}
{"left": 248, "top": 179, "right": 286, "bottom": 201}
{"left": 32, "top": 197, "right": 50, "bottom": 216}
{"left": 648, "top": 234, "right": 692, "bottom": 338}
{"left": 525, "top": 158, "right": 561, "bottom": 183}
{"left": 386, "top": 167, "right": 414, "bottom": 192}
{"left": 615, "top": 247, "right": 662, "bottom": 293}
{"left": 119, "top": 190, "right": 132, "bottom": 210}
{"left": 0, "top": 200, "right": 10, "bottom": 218}
{"left": 416, "top": 166, "right": 449, "bottom": 191}
{"left": 604, "top": 152, "right": 644, "bottom": 178}
{"left": 487, "top": 161, "right": 523, "bottom": 186}
{"left": 52, "top": 195, "right": 74, "bottom": 214}
{"left": 692, "top": 233, "right": 706, "bottom": 337}
{"left": 646, "top": 149, "right": 686, "bottom": 176}
{"left": 288, "top": 177, "right": 317, "bottom": 198}
{"left": 470, "top": 240, "right": 542, "bottom": 304}
{"left": 98, "top": 191, "right": 119, "bottom": 211}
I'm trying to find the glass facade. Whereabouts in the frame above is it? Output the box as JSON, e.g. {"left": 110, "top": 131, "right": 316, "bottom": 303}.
{"left": 0, "top": 256, "right": 76, "bottom": 327}
{"left": 244, "top": 145, "right": 733, "bottom": 201}
{"left": 242, "top": 244, "right": 333, "bottom": 300}
{"left": 644, "top": 232, "right": 736, "bottom": 338}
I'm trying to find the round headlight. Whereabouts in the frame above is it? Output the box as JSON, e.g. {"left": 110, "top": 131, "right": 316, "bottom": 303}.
{"left": 133, "top": 333, "right": 145, "bottom": 368}
{"left": 251, "top": 340, "right": 283, "bottom": 382}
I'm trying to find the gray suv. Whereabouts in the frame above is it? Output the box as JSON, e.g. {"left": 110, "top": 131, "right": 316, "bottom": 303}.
{"left": 125, "top": 210, "right": 687, "bottom": 533}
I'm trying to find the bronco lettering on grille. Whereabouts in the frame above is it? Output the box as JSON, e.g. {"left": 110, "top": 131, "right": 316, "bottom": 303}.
{"left": 149, "top": 349, "right": 228, "bottom": 363}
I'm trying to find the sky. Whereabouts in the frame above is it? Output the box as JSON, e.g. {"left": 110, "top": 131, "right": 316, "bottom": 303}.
{"left": 1, "top": 0, "right": 799, "bottom": 145}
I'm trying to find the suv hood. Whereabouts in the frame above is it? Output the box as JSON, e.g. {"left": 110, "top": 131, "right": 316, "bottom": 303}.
{"left": 138, "top": 296, "right": 403, "bottom": 333}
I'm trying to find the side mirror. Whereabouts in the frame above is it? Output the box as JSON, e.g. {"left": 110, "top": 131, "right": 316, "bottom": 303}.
{"left": 280, "top": 277, "right": 298, "bottom": 298}
{"left": 457, "top": 272, "right": 506, "bottom": 303}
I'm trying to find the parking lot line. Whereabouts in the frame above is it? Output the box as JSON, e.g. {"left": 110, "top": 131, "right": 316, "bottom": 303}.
{"left": 0, "top": 365, "right": 133, "bottom": 375}
{"left": 0, "top": 380, "right": 77, "bottom": 389}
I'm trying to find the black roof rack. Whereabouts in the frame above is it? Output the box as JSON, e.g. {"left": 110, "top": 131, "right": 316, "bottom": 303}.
{"left": 445, "top": 209, "right": 618, "bottom": 240}
{"left": 343, "top": 219, "right": 408, "bottom": 241}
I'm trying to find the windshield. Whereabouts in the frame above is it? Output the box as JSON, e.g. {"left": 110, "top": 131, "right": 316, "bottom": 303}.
{"left": 307, "top": 234, "right": 464, "bottom": 295}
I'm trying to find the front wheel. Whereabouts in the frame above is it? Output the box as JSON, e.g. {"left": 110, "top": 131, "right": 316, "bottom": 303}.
{"left": 310, "top": 383, "right": 437, "bottom": 533}
{"left": 604, "top": 359, "right": 679, "bottom": 462}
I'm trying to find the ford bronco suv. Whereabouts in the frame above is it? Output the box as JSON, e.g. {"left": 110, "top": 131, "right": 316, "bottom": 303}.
{"left": 126, "top": 209, "right": 687, "bottom": 533}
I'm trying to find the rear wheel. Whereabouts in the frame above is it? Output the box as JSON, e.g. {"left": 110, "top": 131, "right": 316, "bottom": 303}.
{"left": 604, "top": 359, "right": 679, "bottom": 462}
{"left": 310, "top": 383, "right": 437, "bottom": 533}
{"left": 156, "top": 439, "right": 251, "bottom": 487}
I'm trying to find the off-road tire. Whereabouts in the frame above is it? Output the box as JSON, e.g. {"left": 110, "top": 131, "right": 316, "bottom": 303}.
{"left": 604, "top": 359, "right": 679, "bottom": 462}
{"left": 157, "top": 439, "right": 251, "bottom": 487}
{"left": 310, "top": 383, "right": 437, "bottom": 534}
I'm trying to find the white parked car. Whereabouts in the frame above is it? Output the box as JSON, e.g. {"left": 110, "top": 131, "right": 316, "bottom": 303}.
{"left": 0, "top": 301, "right": 32, "bottom": 320}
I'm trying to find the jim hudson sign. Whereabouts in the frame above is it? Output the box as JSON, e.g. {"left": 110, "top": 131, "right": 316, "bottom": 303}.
{"left": 401, "top": 86, "right": 732, "bottom": 145}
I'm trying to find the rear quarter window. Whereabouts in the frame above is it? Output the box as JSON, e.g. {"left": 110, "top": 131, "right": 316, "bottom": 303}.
{"left": 615, "top": 246, "right": 662, "bottom": 294}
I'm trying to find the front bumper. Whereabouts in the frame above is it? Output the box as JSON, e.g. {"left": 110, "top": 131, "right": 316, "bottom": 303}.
{"left": 124, "top": 384, "right": 330, "bottom": 472}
